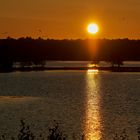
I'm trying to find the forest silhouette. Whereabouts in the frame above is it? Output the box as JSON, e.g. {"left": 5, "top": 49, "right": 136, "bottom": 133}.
{"left": 0, "top": 37, "right": 140, "bottom": 71}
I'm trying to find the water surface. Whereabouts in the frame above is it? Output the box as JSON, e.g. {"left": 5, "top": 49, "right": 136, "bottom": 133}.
{"left": 0, "top": 71, "right": 139, "bottom": 139}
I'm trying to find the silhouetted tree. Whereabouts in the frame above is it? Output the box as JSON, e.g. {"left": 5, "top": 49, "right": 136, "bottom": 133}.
{"left": 0, "top": 38, "right": 139, "bottom": 71}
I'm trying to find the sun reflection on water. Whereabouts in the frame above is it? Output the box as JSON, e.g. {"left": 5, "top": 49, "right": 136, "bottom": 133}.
{"left": 84, "top": 70, "right": 101, "bottom": 140}
{"left": 87, "top": 69, "right": 99, "bottom": 73}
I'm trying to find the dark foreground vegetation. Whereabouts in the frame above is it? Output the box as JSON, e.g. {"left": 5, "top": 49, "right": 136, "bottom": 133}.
{"left": 0, "top": 37, "right": 140, "bottom": 72}
{"left": 0, "top": 120, "right": 140, "bottom": 140}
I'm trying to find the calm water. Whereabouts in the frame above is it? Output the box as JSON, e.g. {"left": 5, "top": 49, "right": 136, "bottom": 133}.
{"left": 0, "top": 71, "right": 140, "bottom": 140}
{"left": 46, "top": 61, "right": 140, "bottom": 67}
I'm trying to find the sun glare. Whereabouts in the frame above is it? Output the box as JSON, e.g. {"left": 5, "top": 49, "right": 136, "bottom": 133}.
{"left": 87, "top": 23, "right": 99, "bottom": 34}
{"left": 87, "top": 69, "right": 99, "bottom": 73}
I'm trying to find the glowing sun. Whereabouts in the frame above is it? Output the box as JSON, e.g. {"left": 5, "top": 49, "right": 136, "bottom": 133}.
{"left": 87, "top": 23, "right": 99, "bottom": 34}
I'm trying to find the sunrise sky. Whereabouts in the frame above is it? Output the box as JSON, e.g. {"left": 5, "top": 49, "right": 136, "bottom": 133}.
{"left": 0, "top": 0, "right": 140, "bottom": 39}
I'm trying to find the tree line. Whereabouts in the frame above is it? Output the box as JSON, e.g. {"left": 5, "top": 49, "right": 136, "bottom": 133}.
{"left": 0, "top": 37, "right": 140, "bottom": 70}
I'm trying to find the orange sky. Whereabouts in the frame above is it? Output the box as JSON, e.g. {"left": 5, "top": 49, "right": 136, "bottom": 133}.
{"left": 0, "top": 0, "right": 140, "bottom": 39}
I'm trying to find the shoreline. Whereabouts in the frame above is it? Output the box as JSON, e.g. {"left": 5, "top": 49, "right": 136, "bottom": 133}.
{"left": 0, "top": 67, "right": 140, "bottom": 73}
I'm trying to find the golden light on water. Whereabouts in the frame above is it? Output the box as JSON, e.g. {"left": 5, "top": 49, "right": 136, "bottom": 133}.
{"left": 87, "top": 69, "right": 99, "bottom": 73}
{"left": 87, "top": 23, "right": 99, "bottom": 34}
{"left": 84, "top": 70, "right": 101, "bottom": 140}
{"left": 88, "top": 63, "right": 96, "bottom": 68}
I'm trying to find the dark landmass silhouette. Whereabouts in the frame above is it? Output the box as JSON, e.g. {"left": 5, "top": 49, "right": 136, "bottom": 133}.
{"left": 1, "top": 119, "right": 140, "bottom": 140}
{"left": 0, "top": 37, "right": 140, "bottom": 72}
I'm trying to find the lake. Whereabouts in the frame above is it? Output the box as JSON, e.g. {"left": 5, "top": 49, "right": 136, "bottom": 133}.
{"left": 0, "top": 70, "right": 140, "bottom": 140}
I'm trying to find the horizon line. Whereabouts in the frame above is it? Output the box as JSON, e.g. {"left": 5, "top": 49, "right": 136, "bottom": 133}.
{"left": 0, "top": 36, "right": 140, "bottom": 41}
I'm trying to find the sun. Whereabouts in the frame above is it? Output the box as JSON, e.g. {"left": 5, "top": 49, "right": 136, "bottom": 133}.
{"left": 87, "top": 23, "right": 99, "bottom": 34}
